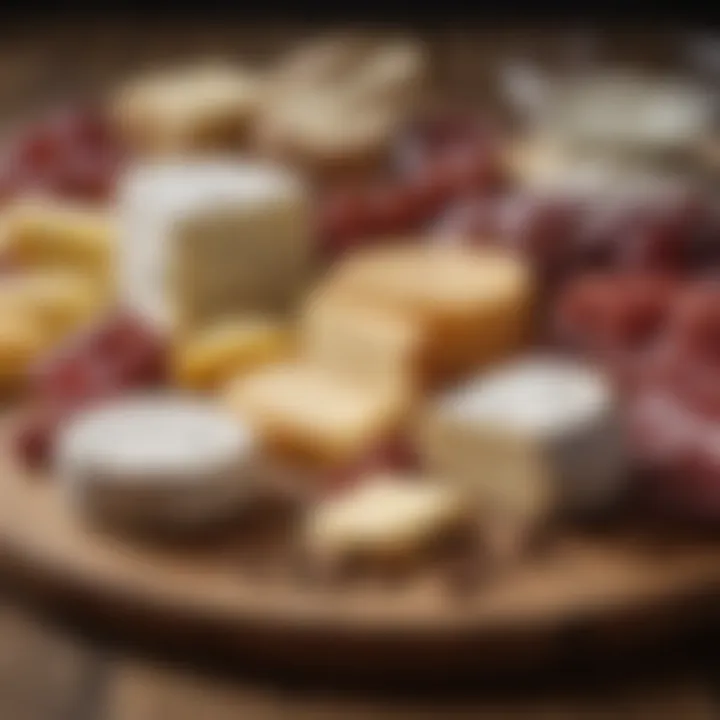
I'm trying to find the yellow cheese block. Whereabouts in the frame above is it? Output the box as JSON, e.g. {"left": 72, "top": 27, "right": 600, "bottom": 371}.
{"left": 0, "top": 270, "right": 104, "bottom": 345}
{"left": 306, "top": 244, "right": 534, "bottom": 386}
{"left": 225, "top": 362, "right": 411, "bottom": 468}
{"left": 172, "top": 316, "right": 295, "bottom": 392}
{"left": 1, "top": 200, "right": 114, "bottom": 294}
{"left": 0, "top": 310, "right": 50, "bottom": 392}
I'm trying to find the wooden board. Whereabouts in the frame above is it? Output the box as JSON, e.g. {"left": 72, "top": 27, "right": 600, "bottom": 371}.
{"left": 2, "top": 420, "right": 720, "bottom": 679}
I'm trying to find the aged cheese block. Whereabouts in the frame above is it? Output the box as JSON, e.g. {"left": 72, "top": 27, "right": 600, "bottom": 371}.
{"left": 1, "top": 199, "right": 114, "bottom": 292}
{"left": 308, "top": 244, "right": 533, "bottom": 386}
{"left": 55, "top": 395, "right": 257, "bottom": 531}
{"left": 225, "top": 362, "right": 411, "bottom": 468}
{"left": 0, "top": 310, "right": 47, "bottom": 391}
{"left": 172, "top": 315, "right": 295, "bottom": 392}
{"left": 113, "top": 62, "right": 262, "bottom": 154}
{"left": 117, "top": 160, "right": 313, "bottom": 332}
{"left": 419, "top": 356, "right": 626, "bottom": 524}
{"left": 305, "top": 472, "right": 470, "bottom": 563}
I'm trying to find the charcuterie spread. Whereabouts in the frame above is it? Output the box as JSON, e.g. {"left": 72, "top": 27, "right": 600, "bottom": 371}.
{"left": 1, "top": 34, "right": 720, "bottom": 599}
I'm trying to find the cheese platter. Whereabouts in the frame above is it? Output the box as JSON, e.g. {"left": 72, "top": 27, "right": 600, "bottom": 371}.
{"left": 1, "top": 32, "right": 720, "bottom": 678}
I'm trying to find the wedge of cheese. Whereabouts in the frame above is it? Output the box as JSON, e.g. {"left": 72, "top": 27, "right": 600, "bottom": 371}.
{"left": 419, "top": 355, "right": 626, "bottom": 524}
{"left": 225, "top": 361, "right": 411, "bottom": 468}
{"left": 117, "top": 160, "right": 314, "bottom": 333}
{"left": 305, "top": 473, "right": 470, "bottom": 563}
{"left": 113, "top": 62, "right": 262, "bottom": 154}
{"left": 307, "top": 244, "right": 533, "bottom": 386}
{"left": 1, "top": 199, "right": 114, "bottom": 294}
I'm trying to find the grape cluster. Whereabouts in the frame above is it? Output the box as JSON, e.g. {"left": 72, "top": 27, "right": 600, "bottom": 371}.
{"left": 317, "top": 115, "right": 505, "bottom": 259}
{"left": 0, "top": 106, "right": 125, "bottom": 204}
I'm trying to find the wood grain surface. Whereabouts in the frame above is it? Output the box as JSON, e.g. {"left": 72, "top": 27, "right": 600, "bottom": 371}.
{"left": 0, "top": 22, "right": 719, "bottom": 718}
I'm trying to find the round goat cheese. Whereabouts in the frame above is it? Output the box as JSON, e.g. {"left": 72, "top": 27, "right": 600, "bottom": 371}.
{"left": 55, "top": 395, "right": 257, "bottom": 531}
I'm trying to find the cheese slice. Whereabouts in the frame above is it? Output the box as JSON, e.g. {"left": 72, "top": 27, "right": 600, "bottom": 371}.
{"left": 172, "top": 315, "right": 295, "bottom": 392}
{"left": 117, "top": 160, "right": 314, "bottom": 332}
{"left": 55, "top": 395, "right": 257, "bottom": 530}
{"left": 1, "top": 199, "right": 114, "bottom": 293}
{"left": 225, "top": 361, "right": 411, "bottom": 468}
{"left": 310, "top": 244, "right": 533, "bottom": 385}
{"left": 305, "top": 473, "right": 469, "bottom": 562}
{"left": 419, "top": 355, "right": 626, "bottom": 523}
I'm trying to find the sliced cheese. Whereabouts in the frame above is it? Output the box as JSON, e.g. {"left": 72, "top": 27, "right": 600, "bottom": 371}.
{"left": 55, "top": 395, "right": 257, "bottom": 530}
{"left": 419, "top": 355, "right": 626, "bottom": 523}
{"left": 309, "top": 244, "right": 533, "bottom": 385}
{"left": 225, "top": 361, "right": 411, "bottom": 468}
{"left": 305, "top": 473, "right": 469, "bottom": 562}
{"left": 1, "top": 199, "right": 114, "bottom": 292}
{"left": 117, "top": 160, "right": 314, "bottom": 332}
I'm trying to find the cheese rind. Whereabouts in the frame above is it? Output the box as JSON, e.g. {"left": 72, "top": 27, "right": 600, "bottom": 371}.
{"left": 419, "top": 356, "right": 626, "bottom": 522}
{"left": 225, "top": 362, "right": 411, "bottom": 468}
{"left": 305, "top": 473, "right": 470, "bottom": 562}
{"left": 117, "top": 160, "right": 314, "bottom": 332}
{"left": 55, "top": 395, "right": 257, "bottom": 530}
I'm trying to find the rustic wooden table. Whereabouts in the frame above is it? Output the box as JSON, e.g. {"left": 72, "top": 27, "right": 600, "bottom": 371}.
{"left": 1, "top": 22, "right": 719, "bottom": 719}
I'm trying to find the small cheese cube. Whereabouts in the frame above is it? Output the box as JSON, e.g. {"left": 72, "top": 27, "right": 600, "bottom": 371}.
{"left": 0, "top": 310, "right": 48, "bottom": 391}
{"left": 305, "top": 473, "right": 469, "bottom": 563}
{"left": 0, "top": 270, "right": 103, "bottom": 345}
{"left": 117, "top": 161, "right": 314, "bottom": 332}
{"left": 1, "top": 200, "right": 114, "bottom": 292}
{"left": 419, "top": 356, "right": 626, "bottom": 524}
{"left": 172, "top": 316, "right": 295, "bottom": 392}
{"left": 113, "top": 63, "right": 261, "bottom": 154}
{"left": 311, "top": 244, "right": 533, "bottom": 386}
{"left": 225, "top": 362, "right": 410, "bottom": 467}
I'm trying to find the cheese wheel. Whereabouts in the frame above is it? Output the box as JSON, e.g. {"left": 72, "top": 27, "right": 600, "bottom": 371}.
{"left": 225, "top": 362, "right": 411, "bottom": 468}
{"left": 55, "top": 395, "right": 257, "bottom": 531}
{"left": 419, "top": 355, "right": 626, "bottom": 524}
{"left": 305, "top": 473, "right": 470, "bottom": 563}
{"left": 117, "top": 160, "right": 314, "bottom": 332}
{"left": 310, "top": 244, "right": 534, "bottom": 385}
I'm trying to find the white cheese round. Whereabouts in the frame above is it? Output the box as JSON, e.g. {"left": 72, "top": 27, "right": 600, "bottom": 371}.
{"left": 116, "top": 159, "right": 311, "bottom": 330}
{"left": 55, "top": 394, "right": 257, "bottom": 531}
{"left": 430, "top": 355, "right": 627, "bottom": 516}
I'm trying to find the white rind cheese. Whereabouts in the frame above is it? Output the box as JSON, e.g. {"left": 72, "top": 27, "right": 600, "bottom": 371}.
{"left": 55, "top": 395, "right": 257, "bottom": 530}
{"left": 420, "top": 356, "right": 626, "bottom": 522}
{"left": 117, "top": 160, "right": 313, "bottom": 331}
